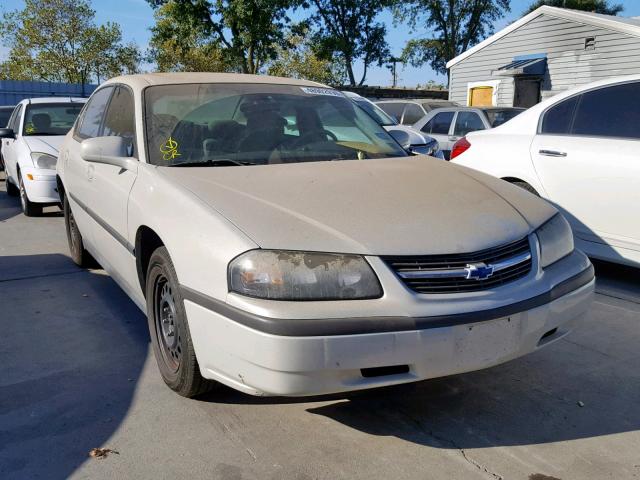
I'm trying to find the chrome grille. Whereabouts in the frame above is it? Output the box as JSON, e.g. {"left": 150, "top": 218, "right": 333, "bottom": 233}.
{"left": 383, "top": 237, "right": 532, "bottom": 294}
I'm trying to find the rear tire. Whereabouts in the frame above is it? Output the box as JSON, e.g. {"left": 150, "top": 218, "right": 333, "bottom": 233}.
{"left": 6, "top": 178, "right": 19, "bottom": 197}
{"left": 146, "top": 246, "right": 214, "bottom": 398}
{"left": 19, "top": 174, "right": 42, "bottom": 216}
{"left": 64, "top": 193, "right": 93, "bottom": 267}
{"left": 512, "top": 181, "right": 539, "bottom": 196}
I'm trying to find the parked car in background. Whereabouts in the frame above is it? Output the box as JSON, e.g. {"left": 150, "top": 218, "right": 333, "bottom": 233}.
{"left": 343, "top": 91, "right": 443, "bottom": 158}
{"left": 451, "top": 75, "right": 640, "bottom": 268}
{"left": 413, "top": 106, "right": 525, "bottom": 159}
{"left": 375, "top": 99, "right": 460, "bottom": 125}
{"left": 0, "top": 105, "right": 15, "bottom": 170}
{"left": 57, "top": 73, "right": 594, "bottom": 399}
{"left": 0, "top": 97, "right": 86, "bottom": 216}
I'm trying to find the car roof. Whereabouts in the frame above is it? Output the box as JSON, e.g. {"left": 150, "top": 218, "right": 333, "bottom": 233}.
{"left": 18, "top": 97, "right": 87, "bottom": 105}
{"left": 104, "top": 72, "right": 327, "bottom": 90}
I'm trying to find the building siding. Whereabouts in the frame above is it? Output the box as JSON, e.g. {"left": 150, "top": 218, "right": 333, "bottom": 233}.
{"left": 449, "top": 13, "right": 640, "bottom": 106}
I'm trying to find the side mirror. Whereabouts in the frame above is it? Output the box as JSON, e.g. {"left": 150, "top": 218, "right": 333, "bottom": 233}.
{"left": 81, "top": 136, "right": 137, "bottom": 172}
{"left": 0, "top": 128, "right": 15, "bottom": 139}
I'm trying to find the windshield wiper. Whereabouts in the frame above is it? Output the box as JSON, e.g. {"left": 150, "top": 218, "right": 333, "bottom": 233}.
{"left": 172, "top": 159, "right": 247, "bottom": 167}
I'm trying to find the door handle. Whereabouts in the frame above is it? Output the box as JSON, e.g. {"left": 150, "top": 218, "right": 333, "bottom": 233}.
{"left": 539, "top": 149, "right": 567, "bottom": 157}
{"left": 448, "top": 136, "right": 459, "bottom": 141}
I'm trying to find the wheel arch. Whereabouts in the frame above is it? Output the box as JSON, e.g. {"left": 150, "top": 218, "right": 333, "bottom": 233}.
{"left": 135, "top": 225, "right": 166, "bottom": 298}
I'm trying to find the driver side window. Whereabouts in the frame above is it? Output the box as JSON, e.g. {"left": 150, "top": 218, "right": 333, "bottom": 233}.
{"left": 76, "top": 87, "right": 114, "bottom": 140}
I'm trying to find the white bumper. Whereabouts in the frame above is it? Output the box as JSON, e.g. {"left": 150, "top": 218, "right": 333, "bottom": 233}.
{"left": 21, "top": 167, "right": 58, "bottom": 203}
{"left": 186, "top": 276, "right": 594, "bottom": 397}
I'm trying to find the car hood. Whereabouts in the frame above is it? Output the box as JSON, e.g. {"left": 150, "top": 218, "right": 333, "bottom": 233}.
{"left": 160, "top": 157, "right": 556, "bottom": 255}
{"left": 383, "top": 124, "right": 432, "bottom": 146}
{"left": 22, "top": 136, "right": 65, "bottom": 156}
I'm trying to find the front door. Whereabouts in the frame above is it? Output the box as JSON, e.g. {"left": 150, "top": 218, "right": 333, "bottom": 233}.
{"left": 84, "top": 86, "right": 141, "bottom": 299}
{"left": 2, "top": 104, "right": 23, "bottom": 185}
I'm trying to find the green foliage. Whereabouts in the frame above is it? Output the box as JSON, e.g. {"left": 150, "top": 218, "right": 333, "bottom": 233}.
{"left": 0, "top": 0, "right": 140, "bottom": 83}
{"left": 266, "top": 27, "right": 346, "bottom": 85}
{"left": 393, "top": 0, "right": 510, "bottom": 82}
{"left": 148, "top": 1, "right": 231, "bottom": 72}
{"left": 147, "top": 0, "right": 299, "bottom": 74}
{"left": 306, "top": 0, "right": 391, "bottom": 86}
{"left": 524, "top": 0, "right": 623, "bottom": 15}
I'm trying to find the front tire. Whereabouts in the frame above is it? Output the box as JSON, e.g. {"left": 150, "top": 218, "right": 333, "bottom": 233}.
{"left": 146, "top": 246, "right": 213, "bottom": 398}
{"left": 19, "top": 173, "right": 42, "bottom": 216}
{"left": 512, "top": 181, "right": 539, "bottom": 196}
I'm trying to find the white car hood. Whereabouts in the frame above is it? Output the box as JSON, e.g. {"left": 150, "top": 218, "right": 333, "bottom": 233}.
{"left": 383, "top": 124, "right": 431, "bottom": 146}
{"left": 160, "top": 157, "right": 556, "bottom": 255}
{"left": 23, "top": 136, "right": 65, "bottom": 155}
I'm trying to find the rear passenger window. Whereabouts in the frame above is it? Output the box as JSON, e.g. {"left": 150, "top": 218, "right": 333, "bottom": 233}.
{"left": 102, "top": 86, "right": 136, "bottom": 153}
{"left": 571, "top": 82, "right": 640, "bottom": 139}
{"left": 377, "top": 103, "right": 404, "bottom": 123}
{"left": 402, "top": 104, "right": 423, "bottom": 125}
{"left": 453, "top": 112, "right": 485, "bottom": 136}
{"left": 77, "top": 87, "right": 114, "bottom": 139}
{"left": 541, "top": 96, "right": 578, "bottom": 135}
{"left": 428, "top": 111, "right": 454, "bottom": 135}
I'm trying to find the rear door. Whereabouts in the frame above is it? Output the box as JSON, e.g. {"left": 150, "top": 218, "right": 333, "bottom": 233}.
{"left": 452, "top": 111, "right": 486, "bottom": 142}
{"left": 530, "top": 80, "right": 640, "bottom": 254}
{"left": 419, "top": 111, "right": 455, "bottom": 158}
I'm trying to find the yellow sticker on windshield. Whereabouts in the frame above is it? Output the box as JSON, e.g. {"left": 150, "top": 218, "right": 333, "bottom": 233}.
{"left": 25, "top": 123, "right": 35, "bottom": 134}
{"left": 160, "top": 137, "right": 180, "bottom": 161}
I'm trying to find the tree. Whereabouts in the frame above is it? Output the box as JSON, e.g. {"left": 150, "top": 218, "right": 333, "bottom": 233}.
{"left": 306, "top": 0, "right": 391, "bottom": 86}
{"left": 394, "top": 0, "right": 510, "bottom": 83}
{"left": 0, "top": 0, "right": 140, "bottom": 84}
{"left": 524, "top": 0, "right": 623, "bottom": 15}
{"left": 148, "top": 1, "right": 231, "bottom": 72}
{"left": 267, "top": 27, "right": 346, "bottom": 85}
{"left": 147, "top": 0, "right": 298, "bottom": 74}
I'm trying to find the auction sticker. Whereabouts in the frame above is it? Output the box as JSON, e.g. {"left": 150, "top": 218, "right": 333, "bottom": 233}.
{"left": 300, "top": 87, "right": 344, "bottom": 97}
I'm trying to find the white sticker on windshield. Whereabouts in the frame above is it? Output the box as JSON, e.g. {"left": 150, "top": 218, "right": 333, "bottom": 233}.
{"left": 300, "top": 87, "right": 344, "bottom": 97}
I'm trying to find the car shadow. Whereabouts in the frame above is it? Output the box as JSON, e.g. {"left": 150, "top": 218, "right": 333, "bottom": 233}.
{"left": 205, "top": 261, "right": 640, "bottom": 450}
{"left": 0, "top": 254, "right": 149, "bottom": 480}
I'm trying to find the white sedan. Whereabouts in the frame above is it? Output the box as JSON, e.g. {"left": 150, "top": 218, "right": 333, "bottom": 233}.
{"left": 57, "top": 73, "right": 594, "bottom": 398}
{"left": 451, "top": 75, "right": 640, "bottom": 268}
{"left": 0, "top": 97, "right": 86, "bottom": 216}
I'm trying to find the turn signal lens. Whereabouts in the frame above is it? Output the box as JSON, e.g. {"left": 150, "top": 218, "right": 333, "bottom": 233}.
{"left": 26, "top": 174, "right": 34, "bottom": 180}
{"left": 451, "top": 137, "right": 471, "bottom": 160}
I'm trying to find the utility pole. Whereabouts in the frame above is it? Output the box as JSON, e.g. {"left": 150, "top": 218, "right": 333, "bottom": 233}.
{"left": 389, "top": 57, "right": 402, "bottom": 87}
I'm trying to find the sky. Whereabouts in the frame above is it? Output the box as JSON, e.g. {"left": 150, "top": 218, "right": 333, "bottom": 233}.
{"left": 2, "top": 0, "right": 640, "bottom": 87}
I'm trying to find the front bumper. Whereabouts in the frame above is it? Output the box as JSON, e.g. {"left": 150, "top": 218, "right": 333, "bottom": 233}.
{"left": 184, "top": 264, "right": 595, "bottom": 396}
{"left": 21, "top": 167, "right": 58, "bottom": 204}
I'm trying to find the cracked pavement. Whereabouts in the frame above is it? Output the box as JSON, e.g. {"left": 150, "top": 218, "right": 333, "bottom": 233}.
{"left": 1, "top": 172, "right": 639, "bottom": 480}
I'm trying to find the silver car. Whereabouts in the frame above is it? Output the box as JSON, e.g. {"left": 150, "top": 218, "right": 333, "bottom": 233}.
{"left": 57, "top": 73, "right": 593, "bottom": 398}
{"left": 375, "top": 99, "right": 460, "bottom": 125}
{"left": 413, "top": 106, "right": 525, "bottom": 159}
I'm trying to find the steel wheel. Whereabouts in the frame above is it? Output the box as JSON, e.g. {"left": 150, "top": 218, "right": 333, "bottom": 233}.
{"left": 154, "top": 275, "right": 182, "bottom": 373}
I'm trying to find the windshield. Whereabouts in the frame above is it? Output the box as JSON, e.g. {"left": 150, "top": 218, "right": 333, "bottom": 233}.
{"left": 485, "top": 108, "right": 524, "bottom": 127}
{"left": 23, "top": 103, "right": 83, "bottom": 136}
{"left": 144, "top": 83, "right": 407, "bottom": 166}
{"left": 351, "top": 98, "right": 397, "bottom": 127}
{"left": 0, "top": 107, "right": 13, "bottom": 128}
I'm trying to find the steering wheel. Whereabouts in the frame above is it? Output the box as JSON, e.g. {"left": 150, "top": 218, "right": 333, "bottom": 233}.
{"left": 289, "top": 129, "right": 338, "bottom": 149}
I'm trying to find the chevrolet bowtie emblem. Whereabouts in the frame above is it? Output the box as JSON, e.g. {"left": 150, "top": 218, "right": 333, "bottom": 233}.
{"left": 465, "top": 262, "right": 495, "bottom": 280}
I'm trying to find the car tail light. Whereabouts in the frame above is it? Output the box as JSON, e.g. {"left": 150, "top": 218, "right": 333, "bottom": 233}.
{"left": 451, "top": 137, "right": 471, "bottom": 159}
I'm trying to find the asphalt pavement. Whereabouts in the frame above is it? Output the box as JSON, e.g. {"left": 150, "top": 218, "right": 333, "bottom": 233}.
{"left": 1, "top": 172, "right": 639, "bottom": 480}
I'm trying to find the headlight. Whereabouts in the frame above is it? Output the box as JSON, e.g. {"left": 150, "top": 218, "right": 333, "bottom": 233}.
{"left": 31, "top": 152, "right": 57, "bottom": 170}
{"left": 229, "top": 250, "right": 383, "bottom": 300}
{"left": 536, "top": 214, "right": 574, "bottom": 268}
